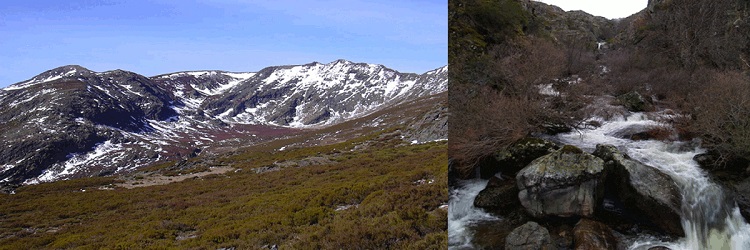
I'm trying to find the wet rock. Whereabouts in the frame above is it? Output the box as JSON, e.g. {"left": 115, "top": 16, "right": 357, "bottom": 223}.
{"left": 648, "top": 247, "right": 671, "bottom": 250}
{"left": 726, "top": 178, "right": 750, "bottom": 222}
{"left": 516, "top": 145, "right": 606, "bottom": 218}
{"left": 610, "top": 123, "right": 666, "bottom": 141}
{"left": 573, "top": 219, "right": 618, "bottom": 250}
{"left": 693, "top": 151, "right": 720, "bottom": 169}
{"left": 448, "top": 159, "right": 457, "bottom": 187}
{"left": 542, "top": 123, "right": 573, "bottom": 135}
{"left": 617, "top": 91, "right": 651, "bottom": 112}
{"left": 473, "top": 174, "right": 520, "bottom": 215}
{"left": 480, "top": 137, "right": 559, "bottom": 179}
{"left": 593, "top": 144, "right": 684, "bottom": 236}
{"left": 694, "top": 150, "right": 750, "bottom": 181}
{"left": 505, "top": 221, "right": 555, "bottom": 250}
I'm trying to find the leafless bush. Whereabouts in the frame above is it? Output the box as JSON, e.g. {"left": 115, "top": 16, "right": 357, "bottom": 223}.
{"left": 689, "top": 71, "right": 750, "bottom": 163}
{"left": 492, "top": 37, "right": 566, "bottom": 95}
{"left": 449, "top": 36, "right": 568, "bottom": 178}
{"left": 449, "top": 86, "right": 540, "bottom": 177}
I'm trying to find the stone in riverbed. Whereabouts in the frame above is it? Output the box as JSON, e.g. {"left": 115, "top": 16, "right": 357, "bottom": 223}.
{"left": 505, "top": 221, "right": 555, "bottom": 250}
{"left": 516, "top": 145, "right": 606, "bottom": 218}
{"left": 573, "top": 218, "right": 618, "bottom": 250}
{"left": 473, "top": 174, "right": 520, "bottom": 215}
{"left": 593, "top": 144, "right": 684, "bottom": 236}
{"left": 616, "top": 91, "right": 651, "bottom": 112}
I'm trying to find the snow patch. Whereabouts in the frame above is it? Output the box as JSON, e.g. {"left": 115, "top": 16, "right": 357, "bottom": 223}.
{"left": 5, "top": 69, "right": 77, "bottom": 90}
{"left": 25, "top": 140, "right": 124, "bottom": 184}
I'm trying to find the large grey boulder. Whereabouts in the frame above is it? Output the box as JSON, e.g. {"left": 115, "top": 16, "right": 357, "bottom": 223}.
{"left": 505, "top": 221, "right": 554, "bottom": 250}
{"left": 516, "top": 145, "right": 606, "bottom": 218}
{"left": 593, "top": 144, "right": 684, "bottom": 236}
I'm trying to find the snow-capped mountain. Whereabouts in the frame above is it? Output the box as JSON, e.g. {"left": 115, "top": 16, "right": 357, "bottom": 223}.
{"left": 0, "top": 60, "right": 447, "bottom": 187}
{"left": 204, "top": 59, "right": 447, "bottom": 127}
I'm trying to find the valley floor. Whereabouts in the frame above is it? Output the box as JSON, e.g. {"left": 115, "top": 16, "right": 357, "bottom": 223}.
{"left": 0, "top": 132, "right": 448, "bottom": 249}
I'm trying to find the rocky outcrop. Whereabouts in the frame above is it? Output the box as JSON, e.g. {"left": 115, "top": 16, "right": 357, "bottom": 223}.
{"left": 522, "top": 1, "right": 616, "bottom": 43}
{"left": 473, "top": 175, "right": 520, "bottom": 215}
{"left": 505, "top": 221, "right": 555, "bottom": 250}
{"left": 593, "top": 144, "right": 684, "bottom": 236}
{"left": 573, "top": 219, "right": 618, "bottom": 250}
{"left": 516, "top": 145, "right": 606, "bottom": 218}
{"left": 480, "top": 137, "right": 559, "bottom": 179}
{"left": 401, "top": 98, "right": 448, "bottom": 143}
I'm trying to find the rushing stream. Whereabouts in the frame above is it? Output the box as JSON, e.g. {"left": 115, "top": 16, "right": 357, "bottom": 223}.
{"left": 448, "top": 179, "right": 499, "bottom": 249}
{"left": 448, "top": 111, "right": 750, "bottom": 249}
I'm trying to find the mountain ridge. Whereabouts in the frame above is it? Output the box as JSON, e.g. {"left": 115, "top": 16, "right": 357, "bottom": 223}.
{"left": 0, "top": 60, "right": 448, "bottom": 188}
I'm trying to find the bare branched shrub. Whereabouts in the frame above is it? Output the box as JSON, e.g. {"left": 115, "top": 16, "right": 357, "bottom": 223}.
{"left": 636, "top": 0, "right": 749, "bottom": 70}
{"left": 560, "top": 34, "right": 597, "bottom": 76}
{"left": 689, "top": 71, "right": 750, "bottom": 163}
{"left": 449, "top": 85, "right": 540, "bottom": 177}
{"left": 449, "top": 36, "right": 582, "bottom": 178}
{"left": 490, "top": 37, "right": 566, "bottom": 95}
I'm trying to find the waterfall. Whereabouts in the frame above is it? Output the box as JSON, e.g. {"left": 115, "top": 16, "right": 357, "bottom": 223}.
{"left": 448, "top": 179, "right": 499, "bottom": 249}
{"left": 447, "top": 109, "right": 750, "bottom": 249}
{"left": 554, "top": 112, "right": 750, "bottom": 249}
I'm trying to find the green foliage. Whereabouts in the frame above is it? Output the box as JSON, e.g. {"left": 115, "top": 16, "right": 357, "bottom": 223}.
{"left": 449, "top": 0, "right": 529, "bottom": 57}
{"left": 0, "top": 136, "right": 447, "bottom": 249}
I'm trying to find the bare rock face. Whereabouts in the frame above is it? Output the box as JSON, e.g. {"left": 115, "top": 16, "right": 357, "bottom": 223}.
{"left": 516, "top": 145, "right": 606, "bottom": 218}
{"left": 505, "top": 221, "right": 555, "bottom": 250}
{"left": 593, "top": 144, "right": 684, "bottom": 236}
{"left": 522, "top": 0, "right": 616, "bottom": 43}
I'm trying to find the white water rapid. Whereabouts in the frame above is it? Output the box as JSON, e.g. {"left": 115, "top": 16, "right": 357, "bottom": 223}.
{"left": 448, "top": 179, "right": 499, "bottom": 249}
{"left": 448, "top": 110, "right": 750, "bottom": 249}
{"left": 555, "top": 112, "right": 750, "bottom": 249}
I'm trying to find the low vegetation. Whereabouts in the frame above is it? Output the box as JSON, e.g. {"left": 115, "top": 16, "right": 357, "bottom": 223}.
{"left": 0, "top": 131, "right": 447, "bottom": 249}
{"left": 449, "top": 0, "right": 595, "bottom": 176}
{"left": 449, "top": 0, "right": 750, "bottom": 173}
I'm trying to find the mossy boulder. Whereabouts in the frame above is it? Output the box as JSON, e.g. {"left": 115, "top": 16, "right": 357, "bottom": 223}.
{"left": 516, "top": 145, "right": 606, "bottom": 218}
{"left": 480, "top": 137, "right": 559, "bottom": 179}
{"left": 616, "top": 91, "right": 652, "bottom": 112}
{"left": 592, "top": 144, "right": 683, "bottom": 236}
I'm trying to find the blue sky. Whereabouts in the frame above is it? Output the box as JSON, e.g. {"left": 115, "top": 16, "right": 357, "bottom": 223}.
{"left": 0, "top": 0, "right": 447, "bottom": 88}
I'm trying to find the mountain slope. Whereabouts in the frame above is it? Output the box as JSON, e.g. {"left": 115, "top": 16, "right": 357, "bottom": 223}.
{"left": 0, "top": 60, "right": 447, "bottom": 188}
{"left": 204, "top": 60, "right": 447, "bottom": 127}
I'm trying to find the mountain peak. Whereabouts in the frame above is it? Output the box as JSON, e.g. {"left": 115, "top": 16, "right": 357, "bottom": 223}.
{"left": 4, "top": 65, "right": 93, "bottom": 90}
{"left": 331, "top": 59, "right": 353, "bottom": 65}
{"left": 53, "top": 65, "right": 92, "bottom": 72}
{"left": 43, "top": 65, "right": 93, "bottom": 77}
